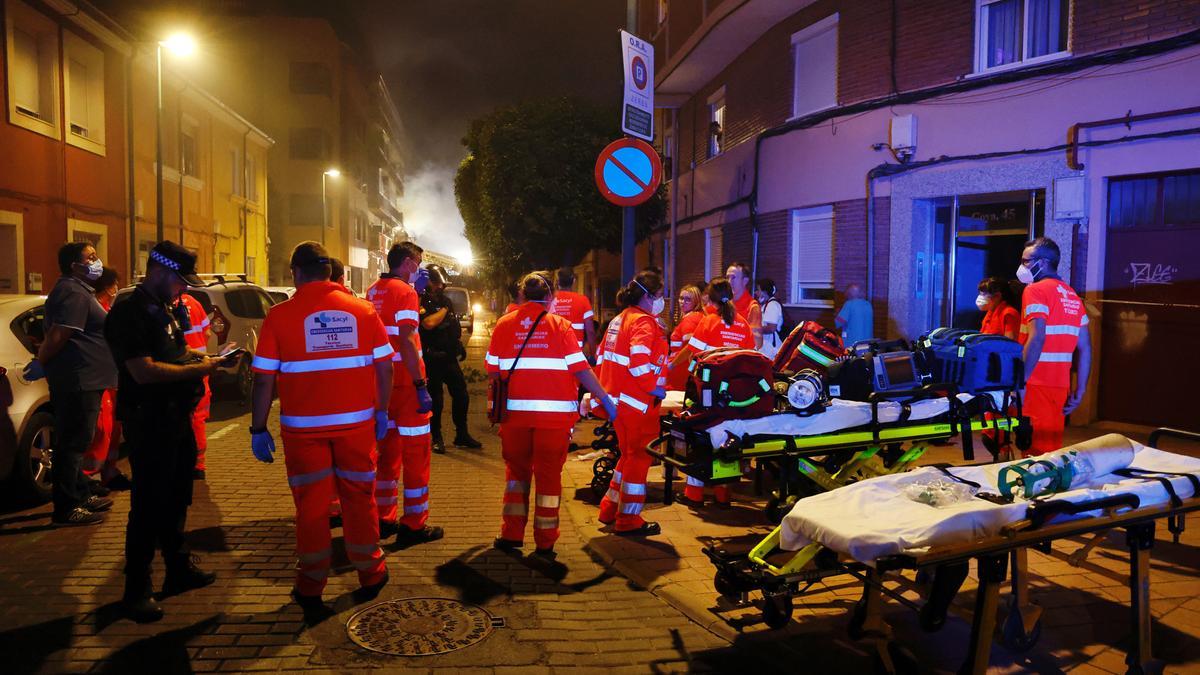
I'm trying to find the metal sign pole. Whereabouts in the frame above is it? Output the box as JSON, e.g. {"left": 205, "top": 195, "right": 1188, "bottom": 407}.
{"left": 622, "top": 0, "right": 638, "bottom": 282}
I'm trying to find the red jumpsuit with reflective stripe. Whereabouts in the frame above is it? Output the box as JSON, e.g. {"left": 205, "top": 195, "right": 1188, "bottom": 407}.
{"left": 1019, "top": 279, "right": 1088, "bottom": 456}
{"left": 486, "top": 302, "right": 589, "bottom": 549}
{"left": 682, "top": 310, "right": 754, "bottom": 503}
{"left": 252, "top": 281, "right": 393, "bottom": 596}
{"left": 593, "top": 307, "right": 668, "bottom": 531}
{"left": 366, "top": 274, "right": 432, "bottom": 529}
{"left": 549, "top": 290, "right": 594, "bottom": 348}
{"left": 84, "top": 295, "right": 121, "bottom": 479}
{"left": 180, "top": 293, "right": 211, "bottom": 471}
{"left": 667, "top": 310, "right": 704, "bottom": 391}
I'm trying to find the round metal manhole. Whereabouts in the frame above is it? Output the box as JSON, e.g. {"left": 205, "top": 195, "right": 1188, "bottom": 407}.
{"left": 346, "top": 597, "right": 498, "bottom": 656}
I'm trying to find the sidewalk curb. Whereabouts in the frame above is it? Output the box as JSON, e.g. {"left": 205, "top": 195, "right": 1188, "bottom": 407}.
{"left": 561, "top": 465, "right": 742, "bottom": 646}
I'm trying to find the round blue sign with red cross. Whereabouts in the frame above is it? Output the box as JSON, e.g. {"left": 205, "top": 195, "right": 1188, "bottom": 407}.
{"left": 631, "top": 56, "right": 648, "bottom": 90}
{"left": 595, "top": 137, "right": 662, "bottom": 207}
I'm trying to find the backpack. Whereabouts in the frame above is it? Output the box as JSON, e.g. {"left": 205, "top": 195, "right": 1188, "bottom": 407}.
{"left": 773, "top": 321, "right": 847, "bottom": 374}
{"left": 918, "top": 328, "right": 1025, "bottom": 393}
{"left": 683, "top": 348, "right": 776, "bottom": 427}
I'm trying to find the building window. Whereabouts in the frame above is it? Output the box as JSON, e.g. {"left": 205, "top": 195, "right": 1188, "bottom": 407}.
{"left": 1108, "top": 170, "right": 1200, "bottom": 230}
{"left": 789, "top": 206, "right": 835, "bottom": 307}
{"left": 63, "top": 31, "right": 106, "bottom": 153}
{"left": 975, "top": 0, "right": 1069, "bottom": 73}
{"left": 246, "top": 256, "right": 256, "bottom": 280}
{"left": 704, "top": 228, "right": 723, "bottom": 279}
{"left": 290, "top": 127, "right": 329, "bottom": 160}
{"left": 181, "top": 130, "right": 198, "bottom": 177}
{"left": 791, "top": 14, "right": 838, "bottom": 119}
{"left": 5, "top": 0, "right": 60, "bottom": 138}
{"left": 662, "top": 118, "right": 675, "bottom": 180}
{"left": 707, "top": 87, "right": 725, "bottom": 159}
{"left": 289, "top": 62, "right": 331, "bottom": 96}
{"left": 68, "top": 218, "right": 108, "bottom": 261}
{"left": 230, "top": 148, "right": 244, "bottom": 196}
{"left": 245, "top": 155, "right": 258, "bottom": 202}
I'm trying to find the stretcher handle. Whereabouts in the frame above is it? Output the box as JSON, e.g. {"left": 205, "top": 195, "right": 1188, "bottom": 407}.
{"left": 1021, "top": 493, "right": 1141, "bottom": 532}
{"left": 1148, "top": 427, "right": 1200, "bottom": 449}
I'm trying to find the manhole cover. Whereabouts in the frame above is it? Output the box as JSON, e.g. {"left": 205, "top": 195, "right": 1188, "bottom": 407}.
{"left": 346, "top": 598, "right": 499, "bottom": 656}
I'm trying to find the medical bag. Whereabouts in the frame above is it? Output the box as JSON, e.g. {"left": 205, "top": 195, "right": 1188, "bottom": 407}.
{"left": 683, "top": 348, "right": 776, "bottom": 426}
{"left": 919, "top": 329, "right": 1024, "bottom": 393}
{"left": 773, "top": 321, "right": 846, "bottom": 374}
{"left": 827, "top": 341, "right": 929, "bottom": 402}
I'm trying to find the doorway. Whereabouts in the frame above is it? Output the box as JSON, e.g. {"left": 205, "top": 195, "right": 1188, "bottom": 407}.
{"left": 0, "top": 211, "right": 24, "bottom": 293}
{"left": 924, "top": 190, "right": 1044, "bottom": 331}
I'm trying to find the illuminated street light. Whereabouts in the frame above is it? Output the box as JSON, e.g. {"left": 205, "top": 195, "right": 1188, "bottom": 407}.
{"left": 324, "top": 168, "right": 341, "bottom": 178}
{"left": 160, "top": 32, "right": 197, "bottom": 57}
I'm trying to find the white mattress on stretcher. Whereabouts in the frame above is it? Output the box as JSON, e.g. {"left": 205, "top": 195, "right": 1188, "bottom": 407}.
{"left": 779, "top": 434, "right": 1200, "bottom": 563}
{"left": 702, "top": 392, "right": 1005, "bottom": 448}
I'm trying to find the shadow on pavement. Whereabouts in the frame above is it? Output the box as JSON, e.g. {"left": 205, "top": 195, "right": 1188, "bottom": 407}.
{"left": 0, "top": 616, "right": 76, "bottom": 674}
{"left": 435, "top": 545, "right": 611, "bottom": 605}
{"left": 96, "top": 614, "right": 222, "bottom": 674}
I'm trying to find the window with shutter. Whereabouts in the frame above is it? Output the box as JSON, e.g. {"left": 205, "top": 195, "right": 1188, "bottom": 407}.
{"left": 6, "top": 0, "right": 61, "bottom": 138}
{"left": 705, "top": 228, "right": 723, "bottom": 280}
{"left": 790, "top": 206, "right": 835, "bottom": 307}
{"left": 791, "top": 15, "right": 838, "bottom": 119}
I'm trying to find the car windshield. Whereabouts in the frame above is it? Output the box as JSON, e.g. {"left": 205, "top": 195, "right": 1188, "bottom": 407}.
{"left": 186, "top": 290, "right": 214, "bottom": 314}
{"left": 9, "top": 305, "right": 45, "bottom": 355}
{"left": 445, "top": 289, "right": 469, "bottom": 315}
{"left": 267, "top": 291, "right": 289, "bottom": 304}
{"left": 224, "top": 287, "right": 271, "bottom": 318}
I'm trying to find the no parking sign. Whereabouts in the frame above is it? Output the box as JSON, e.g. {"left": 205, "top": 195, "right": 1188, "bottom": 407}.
{"left": 594, "top": 138, "right": 662, "bottom": 207}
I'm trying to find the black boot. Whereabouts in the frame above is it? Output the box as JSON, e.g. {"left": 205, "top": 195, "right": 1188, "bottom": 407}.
{"left": 123, "top": 575, "right": 163, "bottom": 623}
{"left": 163, "top": 554, "right": 217, "bottom": 597}
{"left": 432, "top": 437, "right": 446, "bottom": 454}
{"left": 453, "top": 433, "right": 482, "bottom": 449}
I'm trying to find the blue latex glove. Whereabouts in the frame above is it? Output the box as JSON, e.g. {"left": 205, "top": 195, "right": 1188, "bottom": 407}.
{"left": 416, "top": 385, "right": 433, "bottom": 414}
{"left": 22, "top": 360, "right": 45, "bottom": 382}
{"left": 650, "top": 387, "right": 666, "bottom": 400}
{"left": 414, "top": 268, "right": 430, "bottom": 294}
{"left": 375, "top": 410, "right": 390, "bottom": 441}
{"left": 602, "top": 396, "right": 618, "bottom": 423}
{"left": 251, "top": 430, "right": 276, "bottom": 463}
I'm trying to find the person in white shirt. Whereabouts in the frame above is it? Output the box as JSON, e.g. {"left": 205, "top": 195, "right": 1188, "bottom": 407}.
{"left": 755, "top": 278, "right": 784, "bottom": 360}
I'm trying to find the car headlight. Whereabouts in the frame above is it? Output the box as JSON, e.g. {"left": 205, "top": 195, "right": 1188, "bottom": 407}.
{"left": 472, "top": 303, "right": 482, "bottom": 314}
{"left": 786, "top": 370, "right": 825, "bottom": 410}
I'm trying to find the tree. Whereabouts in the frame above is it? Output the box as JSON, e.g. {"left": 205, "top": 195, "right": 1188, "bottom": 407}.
{"left": 455, "top": 96, "right": 664, "bottom": 284}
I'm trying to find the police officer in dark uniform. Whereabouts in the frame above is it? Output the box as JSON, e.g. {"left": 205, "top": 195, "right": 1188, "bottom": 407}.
{"left": 419, "top": 265, "right": 481, "bottom": 454}
{"left": 105, "top": 242, "right": 235, "bottom": 622}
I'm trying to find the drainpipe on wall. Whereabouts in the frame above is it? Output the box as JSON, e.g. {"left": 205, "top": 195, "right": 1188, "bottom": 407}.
{"left": 668, "top": 108, "right": 679, "bottom": 319}
{"left": 126, "top": 52, "right": 137, "bottom": 280}
{"left": 242, "top": 128, "right": 250, "bottom": 279}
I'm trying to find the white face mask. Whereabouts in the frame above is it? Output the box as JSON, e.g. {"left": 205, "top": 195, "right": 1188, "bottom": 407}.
{"left": 83, "top": 259, "right": 103, "bottom": 281}
{"left": 975, "top": 294, "right": 990, "bottom": 311}
{"left": 650, "top": 296, "right": 665, "bottom": 315}
{"left": 1016, "top": 263, "right": 1036, "bottom": 285}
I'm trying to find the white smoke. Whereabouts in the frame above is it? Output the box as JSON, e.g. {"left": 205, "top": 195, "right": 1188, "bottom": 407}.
{"left": 399, "top": 162, "right": 473, "bottom": 266}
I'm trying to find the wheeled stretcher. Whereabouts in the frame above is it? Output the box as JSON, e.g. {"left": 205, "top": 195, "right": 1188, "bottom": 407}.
{"left": 707, "top": 429, "right": 1200, "bottom": 674}
{"left": 650, "top": 386, "right": 1027, "bottom": 520}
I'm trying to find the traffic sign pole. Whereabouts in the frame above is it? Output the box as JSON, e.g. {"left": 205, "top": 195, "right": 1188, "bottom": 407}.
{"left": 622, "top": 206, "right": 635, "bottom": 282}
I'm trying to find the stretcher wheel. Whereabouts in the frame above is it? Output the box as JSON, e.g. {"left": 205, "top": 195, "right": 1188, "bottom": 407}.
{"left": 761, "top": 593, "right": 793, "bottom": 629}
{"left": 1000, "top": 604, "right": 1042, "bottom": 653}
{"left": 765, "top": 494, "right": 799, "bottom": 524}
{"left": 714, "top": 568, "right": 740, "bottom": 600}
{"left": 591, "top": 456, "right": 616, "bottom": 499}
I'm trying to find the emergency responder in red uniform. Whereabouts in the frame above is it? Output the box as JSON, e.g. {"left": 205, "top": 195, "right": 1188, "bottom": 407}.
{"left": 367, "top": 242, "right": 443, "bottom": 544}
{"left": 249, "top": 242, "right": 394, "bottom": 616}
{"left": 978, "top": 277, "right": 1020, "bottom": 340}
{"left": 592, "top": 270, "right": 669, "bottom": 536}
{"left": 727, "top": 262, "right": 763, "bottom": 349}
{"left": 549, "top": 267, "right": 597, "bottom": 357}
{"left": 489, "top": 271, "right": 616, "bottom": 558}
{"left": 670, "top": 278, "right": 754, "bottom": 505}
{"left": 1017, "top": 237, "right": 1091, "bottom": 456}
{"left": 83, "top": 267, "right": 130, "bottom": 489}
{"left": 177, "top": 292, "right": 212, "bottom": 479}
{"left": 666, "top": 284, "right": 704, "bottom": 391}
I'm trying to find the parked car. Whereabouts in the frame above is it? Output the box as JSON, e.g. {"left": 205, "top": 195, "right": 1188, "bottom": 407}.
{"left": 116, "top": 274, "right": 273, "bottom": 399}
{"left": 444, "top": 286, "right": 475, "bottom": 340}
{"left": 0, "top": 295, "right": 54, "bottom": 503}
{"left": 263, "top": 286, "right": 295, "bottom": 304}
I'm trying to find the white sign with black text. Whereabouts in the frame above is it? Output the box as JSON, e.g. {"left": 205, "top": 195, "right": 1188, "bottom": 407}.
{"left": 620, "top": 29, "right": 654, "bottom": 141}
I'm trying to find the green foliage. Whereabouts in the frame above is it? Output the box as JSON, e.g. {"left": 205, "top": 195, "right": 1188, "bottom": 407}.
{"left": 455, "top": 96, "right": 664, "bottom": 284}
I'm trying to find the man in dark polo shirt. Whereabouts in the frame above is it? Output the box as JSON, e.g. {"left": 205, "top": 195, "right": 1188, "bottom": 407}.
{"left": 36, "top": 242, "right": 117, "bottom": 526}
{"left": 105, "top": 242, "right": 235, "bottom": 622}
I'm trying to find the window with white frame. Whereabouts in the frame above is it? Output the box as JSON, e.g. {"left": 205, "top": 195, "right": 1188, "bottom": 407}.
{"left": 975, "top": 0, "right": 1069, "bottom": 73}
{"left": 181, "top": 127, "right": 198, "bottom": 177}
{"left": 5, "top": 0, "right": 60, "bottom": 137}
{"left": 789, "top": 206, "right": 835, "bottom": 307}
{"left": 245, "top": 154, "right": 258, "bottom": 201}
{"left": 791, "top": 14, "right": 838, "bottom": 119}
{"left": 707, "top": 88, "right": 725, "bottom": 159}
{"left": 64, "top": 31, "right": 106, "bottom": 153}
{"left": 704, "top": 227, "right": 723, "bottom": 280}
{"left": 230, "top": 148, "right": 244, "bottom": 196}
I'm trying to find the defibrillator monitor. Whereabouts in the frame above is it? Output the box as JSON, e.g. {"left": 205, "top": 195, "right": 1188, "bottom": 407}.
{"left": 873, "top": 352, "right": 921, "bottom": 393}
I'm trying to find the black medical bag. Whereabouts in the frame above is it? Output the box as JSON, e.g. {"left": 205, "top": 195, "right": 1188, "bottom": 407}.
{"left": 919, "top": 329, "right": 1024, "bottom": 393}
{"left": 826, "top": 341, "right": 930, "bottom": 402}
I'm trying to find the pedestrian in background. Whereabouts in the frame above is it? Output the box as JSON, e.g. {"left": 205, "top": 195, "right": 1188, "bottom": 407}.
{"left": 835, "top": 283, "right": 874, "bottom": 347}
{"left": 666, "top": 283, "right": 704, "bottom": 391}
{"left": 367, "top": 242, "right": 444, "bottom": 544}
{"left": 977, "top": 276, "right": 1020, "bottom": 340}
{"left": 330, "top": 257, "right": 350, "bottom": 293}
{"left": 83, "top": 266, "right": 130, "bottom": 490}
{"left": 179, "top": 292, "right": 212, "bottom": 479}
{"left": 755, "top": 278, "right": 784, "bottom": 360}
{"left": 1018, "top": 237, "right": 1091, "bottom": 455}
{"left": 726, "top": 262, "right": 762, "bottom": 348}
{"left": 105, "top": 242, "right": 228, "bottom": 622}
{"left": 594, "top": 269, "right": 669, "bottom": 536}
{"left": 489, "top": 271, "right": 615, "bottom": 559}
{"left": 33, "top": 242, "right": 116, "bottom": 526}
{"left": 420, "top": 264, "right": 481, "bottom": 453}
{"left": 249, "top": 241, "right": 393, "bottom": 618}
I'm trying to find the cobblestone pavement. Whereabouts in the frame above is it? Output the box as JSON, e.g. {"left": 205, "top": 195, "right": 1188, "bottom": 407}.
{"left": 2, "top": 317, "right": 1199, "bottom": 674}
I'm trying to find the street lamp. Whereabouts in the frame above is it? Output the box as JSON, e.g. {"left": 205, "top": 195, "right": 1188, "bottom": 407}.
{"left": 321, "top": 168, "right": 340, "bottom": 247}
{"left": 156, "top": 32, "right": 196, "bottom": 243}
